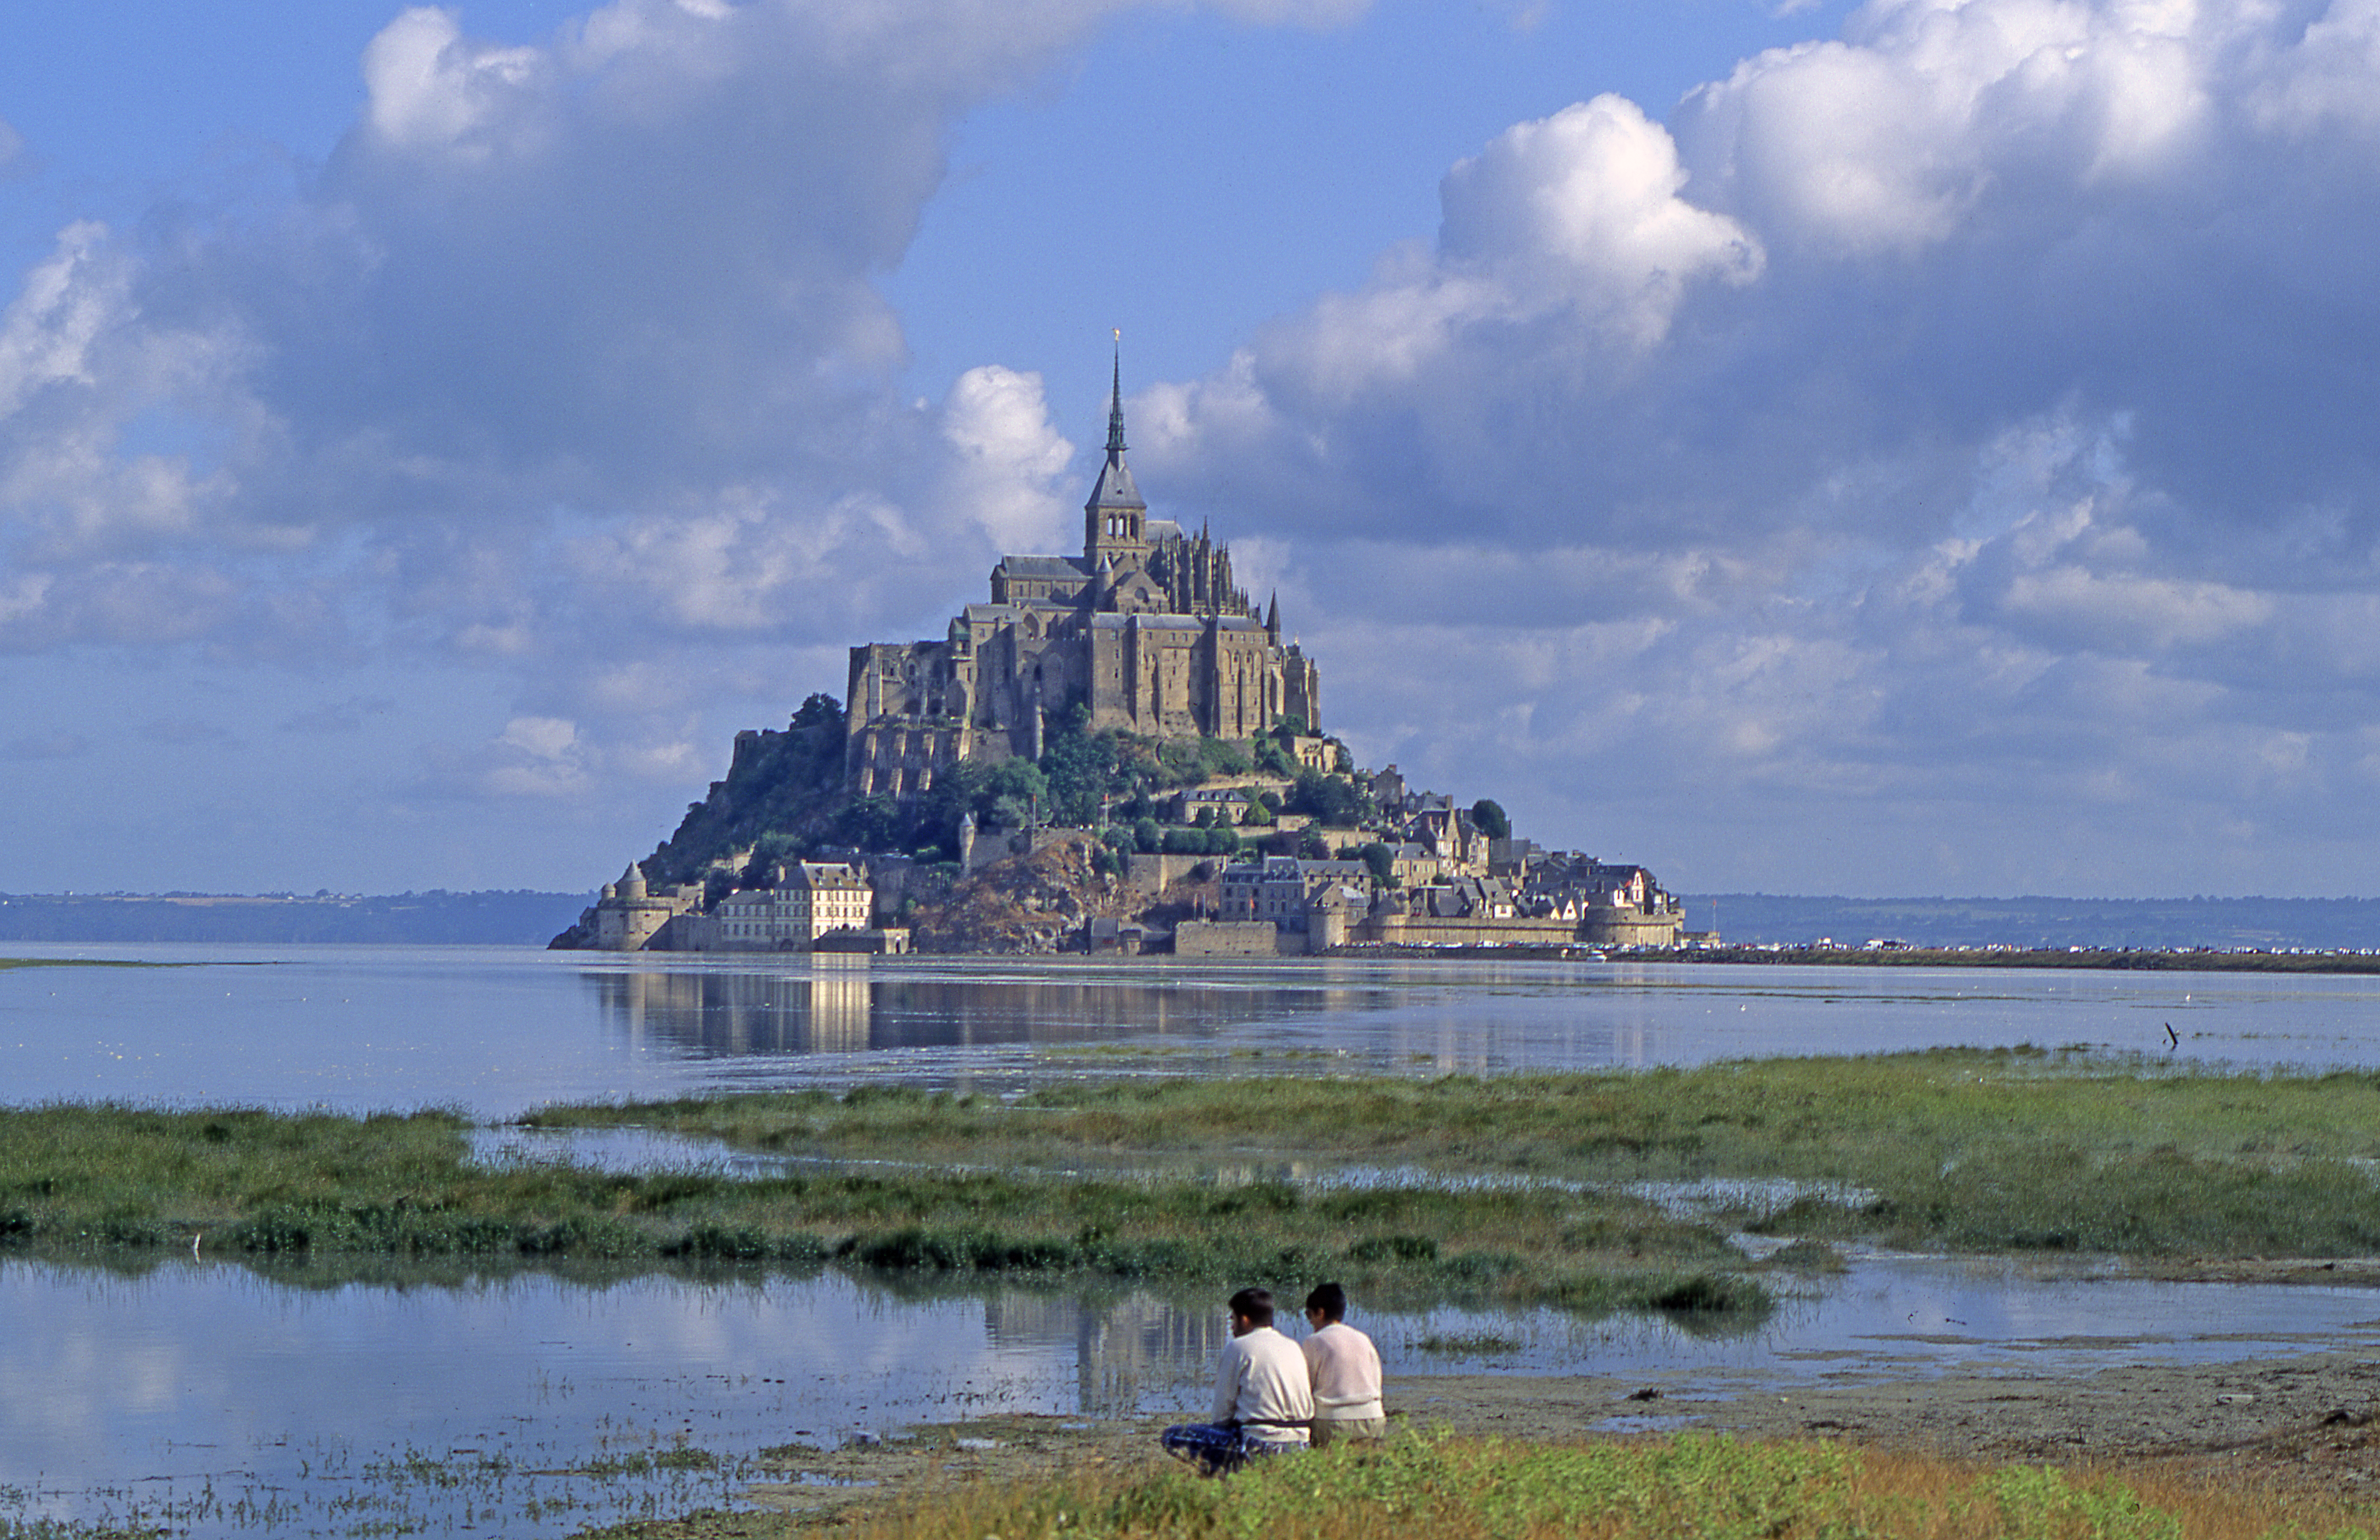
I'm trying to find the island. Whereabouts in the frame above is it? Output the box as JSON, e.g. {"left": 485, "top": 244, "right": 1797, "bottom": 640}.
{"left": 552, "top": 358, "right": 1689, "bottom": 956}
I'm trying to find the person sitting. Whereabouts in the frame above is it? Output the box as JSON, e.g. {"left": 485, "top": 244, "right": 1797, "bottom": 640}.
{"left": 1159, "top": 1286, "right": 1314, "bottom": 1475}
{"left": 1301, "top": 1281, "right": 1384, "bottom": 1448}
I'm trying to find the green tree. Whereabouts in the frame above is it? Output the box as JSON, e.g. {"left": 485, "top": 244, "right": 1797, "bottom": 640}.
{"left": 1358, "top": 841, "right": 1399, "bottom": 889}
{"left": 1038, "top": 706, "right": 1114, "bottom": 824}
{"left": 1288, "top": 769, "right": 1373, "bottom": 828}
{"left": 1157, "top": 738, "right": 1207, "bottom": 788}
{"left": 1133, "top": 817, "right": 1163, "bottom": 854}
{"left": 1196, "top": 737, "right": 1253, "bottom": 779}
{"left": 831, "top": 795, "right": 908, "bottom": 853}
{"left": 1470, "top": 798, "right": 1512, "bottom": 840}
{"left": 790, "top": 693, "right": 844, "bottom": 731}
{"left": 980, "top": 759, "right": 1048, "bottom": 828}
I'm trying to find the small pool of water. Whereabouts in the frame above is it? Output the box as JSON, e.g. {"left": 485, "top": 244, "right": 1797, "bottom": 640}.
{"left": 7, "top": 1253, "right": 2377, "bottom": 1539}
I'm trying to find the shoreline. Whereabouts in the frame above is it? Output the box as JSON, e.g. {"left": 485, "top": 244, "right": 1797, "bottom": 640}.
{"left": 1287, "top": 942, "right": 2380, "bottom": 973}
{"left": 711, "top": 1340, "right": 2380, "bottom": 1531}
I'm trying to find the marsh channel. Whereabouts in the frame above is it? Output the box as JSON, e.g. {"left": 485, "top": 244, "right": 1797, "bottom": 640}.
{"left": 8, "top": 944, "right": 2380, "bottom": 1536}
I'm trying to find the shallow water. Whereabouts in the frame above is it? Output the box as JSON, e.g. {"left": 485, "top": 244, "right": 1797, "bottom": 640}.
{"left": 7, "top": 945, "right": 2380, "bottom": 1117}
{"left": 9, "top": 947, "right": 2380, "bottom": 1534}
{"left": 7, "top": 1253, "right": 2380, "bottom": 1539}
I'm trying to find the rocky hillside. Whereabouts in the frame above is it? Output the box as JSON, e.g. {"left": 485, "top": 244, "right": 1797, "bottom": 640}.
{"left": 641, "top": 700, "right": 849, "bottom": 889}
{"left": 906, "top": 834, "right": 1137, "bottom": 954}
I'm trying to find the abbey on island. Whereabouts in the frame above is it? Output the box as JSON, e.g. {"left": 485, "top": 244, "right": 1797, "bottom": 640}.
{"left": 559, "top": 349, "right": 1693, "bottom": 958}
{"left": 844, "top": 356, "right": 1321, "bottom": 799}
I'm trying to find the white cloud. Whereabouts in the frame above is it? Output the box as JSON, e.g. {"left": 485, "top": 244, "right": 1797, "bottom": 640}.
{"left": 9, "top": 0, "right": 2380, "bottom": 895}
{"left": 1135, "top": 0, "right": 2380, "bottom": 892}
{"left": 499, "top": 715, "right": 578, "bottom": 760}
{"left": 938, "top": 365, "right": 1075, "bottom": 554}
{"left": 1439, "top": 96, "right": 1762, "bottom": 339}
{"left": 0, "top": 0, "right": 1371, "bottom": 829}
{"left": 361, "top": 8, "right": 547, "bottom": 155}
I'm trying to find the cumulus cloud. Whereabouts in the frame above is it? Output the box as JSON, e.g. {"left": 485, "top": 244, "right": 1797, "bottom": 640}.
{"left": 0, "top": 0, "right": 1362, "bottom": 825}
{"left": 938, "top": 365, "right": 1076, "bottom": 555}
{"left": 11, "top": 0, "right": 2380, "bottom": 895}
{"left": 1134, "top": 0, "right": 2380, "bottom": 893}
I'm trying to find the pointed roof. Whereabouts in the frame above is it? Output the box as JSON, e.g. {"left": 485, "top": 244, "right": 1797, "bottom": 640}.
{"left": 1085, "top": 341, "right": 1145, "bottom": 514}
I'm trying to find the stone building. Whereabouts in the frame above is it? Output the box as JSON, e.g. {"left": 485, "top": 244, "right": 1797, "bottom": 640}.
{"left": 713, "top": 862, "right": 876, "bottom": 951}
{"left": 587, "top": 864, "right": 703, "bottom": 951}
{"left": 846, "top": 356, "right": 1321, "bottom": 799}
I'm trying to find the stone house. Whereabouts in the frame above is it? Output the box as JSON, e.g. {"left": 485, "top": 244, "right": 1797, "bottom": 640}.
{"left": 1218, "top": 855, "right": 1371, "bottom": 926}
{"left": 712, "top": 862, "right": 875, "bottom": 950}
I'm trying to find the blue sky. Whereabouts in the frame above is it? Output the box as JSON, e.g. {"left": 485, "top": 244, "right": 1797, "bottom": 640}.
{"left": 4, "top": 0, "right": 2379, "bottom": 899}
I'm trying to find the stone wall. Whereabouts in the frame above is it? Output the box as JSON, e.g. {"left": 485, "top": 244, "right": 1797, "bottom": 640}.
{"left": 1123, "top": 852, "right": 1220, "bottom": 895}
{"left": 1351, "top": 913, "right": 1581, "bottom": 949}
{"left": 1175, "top": 919, "right": 1299, "bottom": 957}
{"left": 1579, "top": 909, "right": 1686, "bottom": 947}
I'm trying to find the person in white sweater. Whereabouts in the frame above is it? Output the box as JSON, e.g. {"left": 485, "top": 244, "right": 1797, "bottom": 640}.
{"left": 1159, "top": 1287, "right": 1314, "bottom": 1475}
{"left": 1300, "top": 1282, "right": 1385, "bottom": 1448}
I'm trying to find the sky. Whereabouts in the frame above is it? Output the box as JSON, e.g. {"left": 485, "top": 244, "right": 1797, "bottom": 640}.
{"left": 3, "top": 0, "right": 2379, "bottom": 900}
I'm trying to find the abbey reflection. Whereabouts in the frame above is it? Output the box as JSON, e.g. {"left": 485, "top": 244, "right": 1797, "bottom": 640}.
{"left": 983, "top": 1289, "right": 1235, "bottom": 1419}
{"left": 584, "top": 966, "right": 1387, "bottom": 1058}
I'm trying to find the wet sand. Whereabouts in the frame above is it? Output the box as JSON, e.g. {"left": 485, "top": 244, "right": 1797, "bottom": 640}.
{"left": 732, "top": 1338, "right": 2380, "bottom": 1526}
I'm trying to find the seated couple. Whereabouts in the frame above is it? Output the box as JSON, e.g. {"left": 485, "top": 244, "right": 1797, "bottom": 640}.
{"left": 1160, "top": 1282, "right": 1386, "bottom": 1477}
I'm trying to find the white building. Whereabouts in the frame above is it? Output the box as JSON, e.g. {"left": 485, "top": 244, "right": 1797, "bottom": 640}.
{"left": 714, "top": 863, "right": 874, "bottom": 950}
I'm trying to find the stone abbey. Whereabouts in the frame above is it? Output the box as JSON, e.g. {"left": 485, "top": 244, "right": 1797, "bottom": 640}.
{"left": 845, "top": 357, "right": 1320, "bottom": 798}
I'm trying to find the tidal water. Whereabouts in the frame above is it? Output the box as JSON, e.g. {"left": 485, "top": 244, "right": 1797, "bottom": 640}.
{"left": 7, "top": 946, "right": 2380, "bottom": 1536}
{"left": 7, "top": 943, "right": 2380, "bottom": 1117}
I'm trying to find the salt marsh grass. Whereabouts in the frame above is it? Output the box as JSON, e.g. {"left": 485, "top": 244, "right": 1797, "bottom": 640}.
{"left": 530, "top": 1049, "right": 2380, "bottom": 1258}
{"left": 813, "top": 1432, "right": 2376, "bottom": 1540}
{"left": 0, "top": 1103, "right": 1763, "bottom": 1318}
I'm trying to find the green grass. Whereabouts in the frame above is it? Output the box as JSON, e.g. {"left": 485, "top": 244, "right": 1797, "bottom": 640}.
{"left": 794, "top": 1430, "right": 2368, "bottom": 1540}
{"left": 0, "top": 1103, "right": 1764, "bottom": 1320}
{"left": 18, "top": 1050, "right": 2372, "bottom": 1310}
{"left": 527, "top": 1050, "right": 2380, "bottom": 1258}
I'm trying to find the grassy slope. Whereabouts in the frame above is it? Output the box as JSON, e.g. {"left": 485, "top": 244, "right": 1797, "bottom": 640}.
{"left": 528, "top": 1049, "right": 2380, "bottom": 1257}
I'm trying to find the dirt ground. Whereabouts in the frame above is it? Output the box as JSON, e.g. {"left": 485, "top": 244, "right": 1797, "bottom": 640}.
{"left": 713, "top": 1342, "right": 2380, "bottom": 1530}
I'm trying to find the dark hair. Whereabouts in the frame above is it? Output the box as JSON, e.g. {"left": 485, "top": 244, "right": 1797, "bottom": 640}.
{"left": 1304, "top": 1282, "right": 1347, "bottom": 1322}
{"left": 1227, "top": 1287, "right": 1275, "bottom": 1328}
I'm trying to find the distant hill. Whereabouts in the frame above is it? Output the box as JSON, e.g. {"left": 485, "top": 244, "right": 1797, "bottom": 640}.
{"left": 1682, "top": 894, "right": 2380, "bottom": 953}
{"left": 0, "top": 891, "right": 594, "bottom": 947}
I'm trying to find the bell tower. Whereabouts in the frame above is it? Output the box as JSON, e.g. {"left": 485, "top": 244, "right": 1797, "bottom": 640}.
{"left": 1083, "top": 339, "right": 1149, "bottom": 569}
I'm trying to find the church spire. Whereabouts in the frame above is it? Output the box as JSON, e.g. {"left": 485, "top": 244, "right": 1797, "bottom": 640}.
{"left": 1084, "top": 330, "right": 1147, "bottom": 565}
{"left": 1106, "top": 334, "right": 1127, "bottom": 458}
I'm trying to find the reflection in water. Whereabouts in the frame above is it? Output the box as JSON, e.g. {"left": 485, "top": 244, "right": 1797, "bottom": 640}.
{"left": 15, "top": 947, "right": 2380, "bottom": 1115}
{"left": 13, "top": 1252, "right": 2380, "bottom": 1540}
{"left": 581, "top": 956, "right": 1806, "bottom": 1081}
{"left": 588, "top": 961, "right": 1400, "bottom": 1060}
